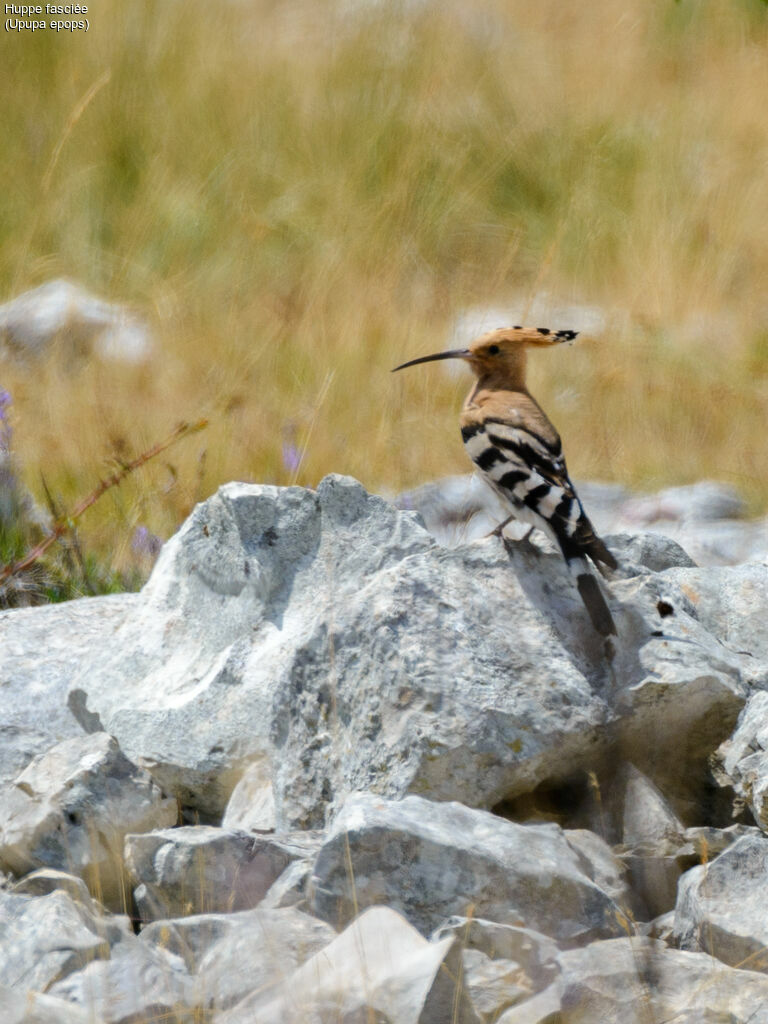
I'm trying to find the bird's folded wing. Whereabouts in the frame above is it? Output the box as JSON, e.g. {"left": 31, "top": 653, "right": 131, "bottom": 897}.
{"left": 482, "top": 418, "right": 572, "bottom": 492}
{"left": 464, "top": 418, "right": 616, "bottom": 570}
{"left": 463, "top": 420, "right": 576, "bottom": 522}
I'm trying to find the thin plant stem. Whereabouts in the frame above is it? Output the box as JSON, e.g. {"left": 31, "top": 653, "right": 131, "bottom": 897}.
{"left": 0, "top": 419, "right": 207, "bottom": 586}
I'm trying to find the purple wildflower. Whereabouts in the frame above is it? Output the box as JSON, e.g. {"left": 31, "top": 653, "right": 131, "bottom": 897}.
{"left": 281, "top": 441, "right": 301, "bottom": 474}
{"left": 281, "top": 424, "right": 302, "bottom": 474}
{"left": 0, "top": 389, "right": 12, "bottom": 453}
{"left": 131, "top": 525, "right": 162, "bottom": 558}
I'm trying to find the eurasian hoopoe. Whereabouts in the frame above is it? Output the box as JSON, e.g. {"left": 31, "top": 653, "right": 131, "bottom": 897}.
{"left": 393, "top": 326, "right": 618, "bottom": 636}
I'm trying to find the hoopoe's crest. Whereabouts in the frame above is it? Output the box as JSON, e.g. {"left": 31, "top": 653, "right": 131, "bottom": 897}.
{"left": 393, "top": 326, "right": 617, "bottom": 637}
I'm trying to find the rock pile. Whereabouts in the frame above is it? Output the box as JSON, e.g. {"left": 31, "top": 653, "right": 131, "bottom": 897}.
{"left": 0, "top": 474, "right": 767, "bottom": 1022}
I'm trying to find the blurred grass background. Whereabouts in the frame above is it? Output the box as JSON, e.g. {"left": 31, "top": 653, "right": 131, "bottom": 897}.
{"left": 2, "top": 0, "right": 768, "bottom": 582}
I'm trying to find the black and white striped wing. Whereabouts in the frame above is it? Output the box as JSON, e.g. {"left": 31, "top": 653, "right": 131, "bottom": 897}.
{"left": 462, "top": 418, "right": 617, "bottom": 634}
{"left": 462, "top": 419, "right": 583, "bottom": 541}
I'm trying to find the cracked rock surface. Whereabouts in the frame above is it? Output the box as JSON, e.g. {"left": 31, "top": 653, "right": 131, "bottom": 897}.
{"left": 1, "top": 475, "right": 767, "bottom": 1022}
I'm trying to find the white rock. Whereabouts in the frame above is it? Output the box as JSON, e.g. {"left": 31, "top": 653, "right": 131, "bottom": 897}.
{"left": 222, "top": 758, "right": 276, "bottom": 831}
{"left": 0, "top": 888, "right": 124, "bottom": 992}
{"left": 65, "top": 477, "right": 615, "bottom": 822}
{"left": 218, "top": 905, "right": 480, "bottom": 1024}
{"left": 652, "top": 519, "right": 768, "bottom": 567}
{"left": 60, "top": 477, "right": 749, "bottom": 829}
{"left": 11, "top": 868, "right": 99, "bottom": 904}
{"left": 431, "top": 917, "right": 560, "bottom": 993}
{"left": 623, "top": 823, "right": 760, "bottom": 924}
{"left": 499, "top": 937, "right": 768, "bottom": 1023}
{"left": 673, "top": 832, "right": 768, "bottom": 971}
{"left": 563, "top": 828, "right": 631, "bottom": 907}
{"left": 621, "top": 854, "right": 682, "bottom": 923}
{"left": 718, "top": 691, "right": 768, "bottom": 828}
{"left": 0, "top": 469, "right": 765, "bottom": 1015}
{"left": 48, "top": 939, "right": 193, "bottom": 1024}
{"left": 497, "top": 984, "right": 563, "bottom": 1024}
{"left": 394, "top": 472, "right": 511, "bottom": 546}
{"left": 0, "top": 985, "right": 92, "bottom": 1024}
{"left": 604, "top": 531, "right": 696, "bottom": 573}
{"left": 460, "top": 948, "right": 531, "bottom": 1017}
{"left": 124, "top": 826, "right": 300, "bottom": 923}
{"left": 662, "top": 564, "right": 768, "bottom": 665}
{"left": 0, "top": 594, "right": 136, "bottom": 787}
{"left": 640, "top": 910, "right": 676, "bottom": 944}
{"left": 606, "top": 569, "right": 746, "bottom": 805}
{"left": 258, "top": 858, "right": 314, "bottom": 910}
{"left": 0, "top": 733, "right": 176, "bottom": 909}
{"left": 309, "top": 792, "right": 630, "bottom": 943}
{"left": 0, "top": 279, "right": 152, "bottom": 363}
{"left": 140, "top": 906, "right": 335, "bottom": 1011}
{"left": 621, "top": 764, "right": 686, "bottom": 849}
{"left": 9, "top": 867, "right": 136, "bottom": 939}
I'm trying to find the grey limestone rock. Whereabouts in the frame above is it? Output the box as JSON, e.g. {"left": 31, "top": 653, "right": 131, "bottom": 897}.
{"left": 664, "top": 519, "right": 768, "bottom": 568}
{"left": 605, "top": 567, "right": 747, "bottom": 805}
{"left": 0, "top": 471, "right": 766, "bottom": 1019}
{"left": 622, "top": 481, "right": 748, "bottom": 525}
{"left": 140, "top": 905, "right": 334, "bottom": 1011}
{"left": 0, "top": 985, "right": 93, "bottom": 1024}
{"left": 617, "top": 764, "right": 688, "bottom": 919}
{"left": 663, "top": 563, "right": 768, "bottom": 666}
{"left": 431, "top": 917, "right": 560, "bottom": 993}
{"left": 717, "top": 691, "right": 768, "bottom": 829}
{"left": 48, "top": 939, "right": 194, "bottom": 1024}
{"left": 621, "top": 853, "right": 681, "bottom": 923}
{"left": 68, "top": 479, "right": 350, "bottom": 818}
{"left": 499, "top": 937, "right": 768, "bottom": 1023}
{"left": 0, "top": 732, "right": 176, "bottom": 909}
{"left": 124, "top": 825, "right": 301, "bottom": 923}
{"left": 309, "top": 792, "right": 630, "bottom": 943}
{"left": 217, "top": 905, "right": 480, "bottom": 1024}
{"left": 603, "top": 531, "right": 697, "bottom": 574}
{"left": 639, "top": 910, "right": 676, "bottom": 944}
{"left": 0, "top": 593, "right": 136, "bottom": 787}
{"left": 563, "top": 828, "right": 631, "bottom": 907}
{"left": 395, "top": 472, "right": 510, "bottom": 544}
{"left": 11, "top": 867, "right": 101, "bottom": 904}
{"left": 621, "top": 763, "right": 686, "bottom": 849}
{"left": 460, "top": 948, "right": 532, "bottom": 1019}
{"left": 673, "top": 832, "right": 768, "bottom": 971}
{"left": 62, "top": 476, "right": 750, "bottom": 831}
{"left": 0, "top": 887, "right": 125, "bottom": 992}
{"left": 621, "top": 822, "right": 759, "bottom": 924}
{"left": 222, "top": 758, "right": 276, "bottom": 831}
{"left": 258, "top": 857, "right": 314, "bottom": 910}
{"left": 8, "top": 867, "right": 135, "bottom": 939}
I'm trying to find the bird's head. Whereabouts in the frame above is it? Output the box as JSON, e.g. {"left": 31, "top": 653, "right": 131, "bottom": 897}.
{"left": 392, "top": 326, "right": 578, "bottom": 378}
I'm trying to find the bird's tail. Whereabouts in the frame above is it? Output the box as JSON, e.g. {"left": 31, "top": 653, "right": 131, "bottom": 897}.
{"left": 568, "top": 511, "right": 618, "bottom": 573}
{"left": 570, "top": 558, "right": 616, "bottom": 636}
{"left": 585, "top": 535, "right": 618, "bottom": 572}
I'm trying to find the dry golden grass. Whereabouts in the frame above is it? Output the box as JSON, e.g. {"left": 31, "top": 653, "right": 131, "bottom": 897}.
{"left": 2, "top": 0, "right": 768, "bottom": 576}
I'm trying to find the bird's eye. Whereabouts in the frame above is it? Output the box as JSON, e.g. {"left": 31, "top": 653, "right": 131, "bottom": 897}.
{"left": 488, "top": 344, "right": 500, "bottom": 356}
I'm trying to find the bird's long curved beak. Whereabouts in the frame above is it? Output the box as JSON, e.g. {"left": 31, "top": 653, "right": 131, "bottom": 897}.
{"left": 391, "top": 348, "right": 472, "bottom": 372}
